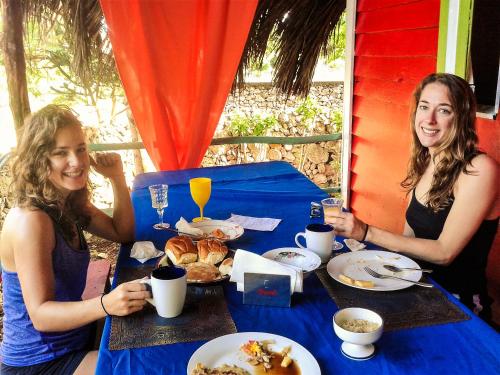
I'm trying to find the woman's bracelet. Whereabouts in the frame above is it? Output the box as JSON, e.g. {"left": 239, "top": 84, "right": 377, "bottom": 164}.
{"left": 361, "top": 223, "right": 369, "bottom": 242}
{"left": 100, "top": 293, "right": 111, "bottom": 316}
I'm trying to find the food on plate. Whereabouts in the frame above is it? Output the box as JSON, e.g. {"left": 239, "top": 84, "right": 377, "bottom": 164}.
{"left": 241, "top": 340, "right": 274, "bottom": 370}
{"left": 338, "top": 273, "right": 374, "bottom": 288}
{"left": 338, "top": 274, "right": 355, "bottom": 285}
{"left": 354, "top": 279, "right": 375, "bottom": 288}
{"left": 240, "top": 340, "right": 299, "bottom": 374}
{"left": 198, "top": 239, "right": 228, "bottom": 265}
{"left": 219, "top": 258, "right": 233, "bottom": 276}
{"left": 191, "top": 363, "right": 250, "bottom": 375}
{"left": 165, "top": 235, "right": 197, "bottom": 265}
{"left": 183, "top": 262, "right": 221, "bottom": 282}
{"left": 338, "top": 318, "right": 380, "bottom": 333}
{"left": 344, "top": 238, "right": 366, "bottom": 251}
{"left": 211, "top": 228, "right": 229, "bottom": 240}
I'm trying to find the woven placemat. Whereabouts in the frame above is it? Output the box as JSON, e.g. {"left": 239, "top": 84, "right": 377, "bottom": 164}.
{"left": 315, "top": 268, "right": 470, "bottom": 331}
{"left": 108, "top": 265, "right": 237, "bottom": 350}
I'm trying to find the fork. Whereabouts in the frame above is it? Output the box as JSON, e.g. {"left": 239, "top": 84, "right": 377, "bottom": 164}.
{"left": 364, "top": 267, "right": 434, "bottom": 288}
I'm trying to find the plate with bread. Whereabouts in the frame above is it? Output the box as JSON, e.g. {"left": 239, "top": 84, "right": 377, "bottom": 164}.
{"left": 157, "top": 235, "right": 234, "bottom": 284}
{"left": 189, "top": 220, "right": 244, "bottom": 241}
{"left": 326, "top": 250, "right": 423, "bottom": 291}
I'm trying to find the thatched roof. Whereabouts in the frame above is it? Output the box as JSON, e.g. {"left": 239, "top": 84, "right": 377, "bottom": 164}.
{"left": 20, "top": 0, "right": 345, "bottom": 97}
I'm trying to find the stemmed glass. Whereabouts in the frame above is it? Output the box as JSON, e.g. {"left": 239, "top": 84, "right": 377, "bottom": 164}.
{"left": 321, "top": 197, "right": 344, "bottom": 250}
{"left": 149, "top": 184, "right": 169, "bottom": 229}
{"left": 189, "top": 177, "right": 211, "bottom": 222}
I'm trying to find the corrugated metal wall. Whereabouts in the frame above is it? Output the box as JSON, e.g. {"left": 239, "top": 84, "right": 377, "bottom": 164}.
{"left": 350, "top": 0, "right": 440, "bottom": 232}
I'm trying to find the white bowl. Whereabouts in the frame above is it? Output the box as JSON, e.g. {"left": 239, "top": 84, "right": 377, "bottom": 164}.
{"left": 333, "top": 307, "right": 384, "bottom": 360}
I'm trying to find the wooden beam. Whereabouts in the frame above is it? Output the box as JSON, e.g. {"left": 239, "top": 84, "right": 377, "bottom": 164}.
{"left": 1, "top": 0, "right": 31, "bottom": 135}
{"left": 88, "top": 134, "right": 342, "bottom": 151}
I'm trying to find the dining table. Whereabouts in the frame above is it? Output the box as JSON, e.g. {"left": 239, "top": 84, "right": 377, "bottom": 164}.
{"left": 95, "top": 161, "right": 500, "bottom": 374}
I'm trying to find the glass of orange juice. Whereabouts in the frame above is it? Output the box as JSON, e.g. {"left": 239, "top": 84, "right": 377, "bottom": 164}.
{"left": 189, "top": 177, "right": 211, "bottom": 222}
{"left": 321, "top": 197, "right": 344, "bottom": 250}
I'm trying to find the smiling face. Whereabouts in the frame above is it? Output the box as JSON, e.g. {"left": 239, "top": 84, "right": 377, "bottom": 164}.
{"left": 48, "top": 124, "right": 90, "bottom": 197}
{"left": 413, "top": 82, "right": 455, "bottom": 153}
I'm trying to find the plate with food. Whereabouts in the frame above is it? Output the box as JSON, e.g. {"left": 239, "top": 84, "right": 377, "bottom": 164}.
{"left": 326, "top": 250, "right": 422, "bottom": 291}
{"left": 261, "top": 248, "right": 321, "bottom": 275}
{"left": 187, "top": 332, "right": 320, "bottom": 375}
{"left": 156, "top": 235, "right": 234, "bottom": 285}
{"left": 189, "top": 220, "right": 244, "bottom": 241}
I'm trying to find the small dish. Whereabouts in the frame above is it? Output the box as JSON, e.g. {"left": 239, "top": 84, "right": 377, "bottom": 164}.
{"left": 189, "top": 220, "right": 244, "bottom": 241}
{"left": 333, "top": 307, "right": 384, "bottom": 360}
{"left": 261, "top": 247, "right": 322, "bottom": 276}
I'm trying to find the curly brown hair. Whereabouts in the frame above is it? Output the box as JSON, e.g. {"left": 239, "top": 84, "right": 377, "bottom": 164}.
{"left": 10, "top": 105, "right": 91, "bottom": 240}
{"left": 401, "top": 73, "right": 481, "bottom": 211}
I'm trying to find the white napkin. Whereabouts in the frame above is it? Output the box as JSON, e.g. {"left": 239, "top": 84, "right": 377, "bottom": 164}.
{"left": 344, "top": 238, "right": 366, "bottom": 252}
{"left": 227, "top": 214, "right": 281, "bottom": 231}
{"left": 175, "top": 217, "right": 203, "bottom": 236}
{"left": 130, "top": 241, "right": 164, "bottom": 263}
{"left": 230, "top": 249, "right": 303, "bottom": 294}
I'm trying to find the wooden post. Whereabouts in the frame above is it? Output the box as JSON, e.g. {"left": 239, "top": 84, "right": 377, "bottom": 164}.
{"left": 2, "top": 0, "right": 31, "bottom": 137}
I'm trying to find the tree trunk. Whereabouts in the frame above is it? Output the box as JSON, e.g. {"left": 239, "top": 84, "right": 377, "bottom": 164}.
{"left": 126, "top": 107, "right": 144, "bottom": 175}
{"left": 2, "top": 0, "right": 30, "bottom": 137}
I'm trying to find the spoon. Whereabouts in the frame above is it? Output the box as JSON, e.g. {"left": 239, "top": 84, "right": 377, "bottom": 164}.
{"left": 383, "top": 264, "right": 433, "bottom": 273}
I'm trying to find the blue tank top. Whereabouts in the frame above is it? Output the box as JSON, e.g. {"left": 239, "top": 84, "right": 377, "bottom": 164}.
{"left": 0, "top": 226, "right": 91, "bottom": 366}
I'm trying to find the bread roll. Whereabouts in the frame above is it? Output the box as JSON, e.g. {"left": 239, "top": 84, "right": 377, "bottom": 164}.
{"left": 219, "top": 258, "right": 233, "bottom": 276}
{"left": 183, "top": 262, "right": 220, "bottom": 282}
{"left": 165, "top": 235, "right": 197, "bottom": 265}
{"left": 197, "top": 239, "right": 228, "bottom": 265}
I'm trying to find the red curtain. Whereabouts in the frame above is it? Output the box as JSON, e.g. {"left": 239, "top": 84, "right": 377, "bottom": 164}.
{"left": 99, "top": 0, "right": 258, "bottom": 170}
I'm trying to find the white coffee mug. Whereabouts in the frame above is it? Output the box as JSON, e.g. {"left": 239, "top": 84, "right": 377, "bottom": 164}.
{"left": 140, "top": 266, "right": 187, "bottom": 318}
{"left": 295, "top": 223, "right": 334, "bottom": 263}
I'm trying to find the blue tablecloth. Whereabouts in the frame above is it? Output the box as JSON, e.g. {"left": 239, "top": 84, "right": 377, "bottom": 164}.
{"left": 96, "top": 161, "right": 500, "bottom": 374}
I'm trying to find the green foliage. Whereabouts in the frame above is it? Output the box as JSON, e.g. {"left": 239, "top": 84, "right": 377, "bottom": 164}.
{"left": 228, "top": 114, "right": 278, "bottom": 136}
{"left": 296, "top": 97, "right": 322, "bottom": 123}
{"left": 324, "top": 12, "right": 346, "bottom": 67}
{"left": 329, "top": 110, "right": 343, "bottom": 133}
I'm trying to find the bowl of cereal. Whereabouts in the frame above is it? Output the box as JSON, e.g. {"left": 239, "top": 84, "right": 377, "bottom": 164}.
{"left": 333, "top": 307, "right": 383, "bottom": 360}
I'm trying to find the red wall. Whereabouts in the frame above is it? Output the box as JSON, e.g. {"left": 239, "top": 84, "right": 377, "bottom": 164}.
{"left": 351, "top": 0, "right": 440, "bottom": 232}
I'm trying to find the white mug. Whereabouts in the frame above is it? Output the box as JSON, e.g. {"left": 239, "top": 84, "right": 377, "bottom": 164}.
{"left": 295, "top": 223, "right": 334, "bottom": 263}
{"left": 140, "top": 266, "right": 187, "bottom": 318}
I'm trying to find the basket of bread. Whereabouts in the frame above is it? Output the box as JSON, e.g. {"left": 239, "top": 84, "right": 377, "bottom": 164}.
{"left": 156, "top": 235, "right": 234, "bottom": 284}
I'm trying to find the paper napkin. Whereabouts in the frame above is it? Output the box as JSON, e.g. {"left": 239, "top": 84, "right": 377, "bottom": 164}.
{"left": 130, "top": 241, "right": 164, "bottom": 263}
{"left": 227, "top": 214, "right": 281, "bottom": 231}
{"left": 175, "top": 217, "right": 203, "bottom": 236}
{"left": 230, "top": 249, "right": 303, "bottom": 294}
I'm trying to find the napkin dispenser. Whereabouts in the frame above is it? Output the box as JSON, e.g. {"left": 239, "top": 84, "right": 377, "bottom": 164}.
{"left": 230, "top": 250, "right": 303, "bottom": 296}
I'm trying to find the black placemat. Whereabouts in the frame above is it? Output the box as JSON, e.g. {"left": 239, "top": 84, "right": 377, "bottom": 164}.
{"left": 108, "top": 265, "right": 237, "bottom": 350}
{"left": 315, "top": 268, "right": 470, "bottom": 331}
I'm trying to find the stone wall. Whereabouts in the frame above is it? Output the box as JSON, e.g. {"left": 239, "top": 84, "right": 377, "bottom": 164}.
{"left": 202, "top": 81, "right": 344, "bottom": 188}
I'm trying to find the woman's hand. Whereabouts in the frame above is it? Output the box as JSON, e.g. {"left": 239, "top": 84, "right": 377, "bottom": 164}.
{"left": 101, "top": 279, "right": 151, "bottom": 316}
{"left": 90, "top": 152, "right": 124, "bottom": 180}
{"left": 325, "top": 211, "right": 368, "bottom": 241}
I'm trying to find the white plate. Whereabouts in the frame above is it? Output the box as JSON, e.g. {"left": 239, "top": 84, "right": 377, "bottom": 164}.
{"left": 262, "top": 248, "right": 322, "bottom": 273}
{"left": 326, "top": 250, "right": 423, "bottom": 291}
{"left": 187, "top": 332, "right": 321, "bottom": 374}
{"left": 190, "top": 220, "right": 244, "bottom": 241}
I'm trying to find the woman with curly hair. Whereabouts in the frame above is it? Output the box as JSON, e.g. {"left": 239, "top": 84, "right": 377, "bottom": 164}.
{"left": 0, "top": 105, "right": 150, "bottom": 374}
{"left": 327, "top": 73, "right": 498, "bottom": 322}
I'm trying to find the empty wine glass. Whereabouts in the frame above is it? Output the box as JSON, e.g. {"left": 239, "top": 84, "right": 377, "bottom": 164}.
{"left": 321, "top": 197, "right": 344, "bottom": 250}
{"left": 149, "top": 184, "right": 169, "bottom": 229}
{"left": 189, "top": 177, "right": 211, "bottom": 222}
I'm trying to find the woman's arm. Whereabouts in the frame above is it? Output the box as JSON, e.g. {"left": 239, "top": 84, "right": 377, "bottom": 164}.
{"left": 86, "top": 153, "right": 135, "bottom": 243}
{"left": 330, "top": 154, "right": 497, "bottom": 265}
{"left": 13, "top": 210, "right": 148, "bottom": 332}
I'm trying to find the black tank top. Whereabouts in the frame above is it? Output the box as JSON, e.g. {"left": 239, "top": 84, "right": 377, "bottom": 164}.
{"left": 406, "top": 189, "right": 498, "bottom": 295}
